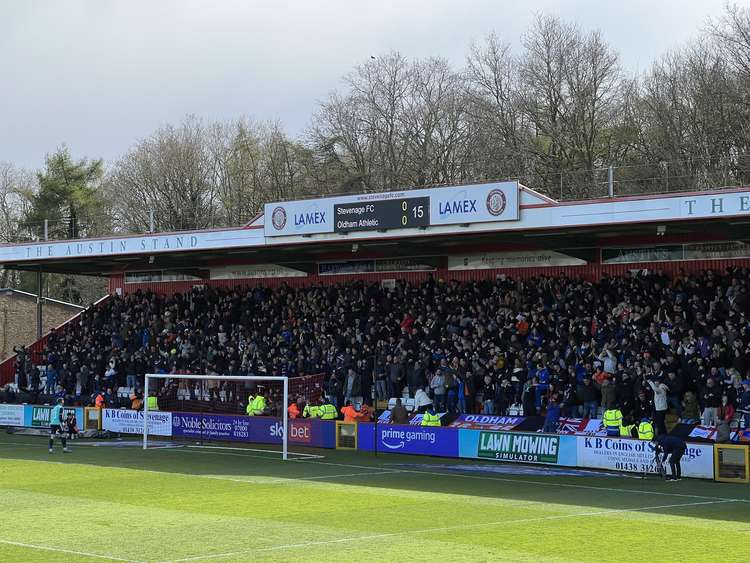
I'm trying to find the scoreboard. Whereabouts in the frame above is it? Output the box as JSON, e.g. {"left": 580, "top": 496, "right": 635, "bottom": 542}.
{"left": 264, "top": 182, "right": 519, "bottom": 237}
{"left": 334, "top": 197, "right": 429, "bottom": 233}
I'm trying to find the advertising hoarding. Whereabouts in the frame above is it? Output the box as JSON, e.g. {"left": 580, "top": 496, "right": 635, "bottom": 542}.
{"left": 25, "top": 405, "right": 84, "bottom": 428}
{"left": 575, "top": 436, "right": 714, "bottom": 479}
{"left": 0, "top": 404, "right": 25, "bottom": 426}
{"left": 477, "top": 431, "right": 560, "bottom": 463}
{"left": 103, "top": 409, "right": 172, "bottom": 436}
{"left": 458, "top": 430, "right": 577, "bottom": 466}
{"left": 265, "top": 182, "right": 520, "bottom": 236}
{"left": 357, "top": 423, "right": 459, "bottom": 457}
{"left": 448, "top": 250, "right": 585, "bottom": 270}
{"left": 170, "top": 413, "right": 335, "bottom": 448}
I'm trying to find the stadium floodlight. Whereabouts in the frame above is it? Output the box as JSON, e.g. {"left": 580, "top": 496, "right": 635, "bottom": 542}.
{"left": 143, "top": 373, "right": 289, "bottom": 460}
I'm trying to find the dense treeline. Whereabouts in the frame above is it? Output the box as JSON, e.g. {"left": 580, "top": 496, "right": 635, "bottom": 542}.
{"left": 3, "top": 8, "right": 750, "bottom": 303}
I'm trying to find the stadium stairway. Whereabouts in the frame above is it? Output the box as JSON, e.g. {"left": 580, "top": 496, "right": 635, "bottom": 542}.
{"left": 0, "top": 294, "right": 111, "bottom": 386}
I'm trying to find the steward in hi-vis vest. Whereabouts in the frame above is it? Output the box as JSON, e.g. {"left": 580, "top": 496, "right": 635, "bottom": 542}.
{"left": 602, "top": 407, "right": 623, "bottom": 436}
{"left": 317, "top": 397, "right": 338, "bottom": 420}
{"left": 638, "top": 419, "right": 654, "bottom": 440}
{"left": 421, "top": 408, "right": 440, "bottom": 426}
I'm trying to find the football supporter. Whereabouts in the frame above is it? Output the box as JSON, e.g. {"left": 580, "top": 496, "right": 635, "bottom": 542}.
{"left": 1, "top": 267, "right": 742, "bottom": 431}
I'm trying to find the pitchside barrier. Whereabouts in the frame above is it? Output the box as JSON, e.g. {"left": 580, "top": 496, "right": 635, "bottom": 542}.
{"left": 357, "top": 423, "right": 717, "bottom": 479}
{"left": 0, "top": 403, "right": 728, "bottom": 479}
{"left": 1, "top": 404, "right": 87, "bottom": 429}
{"left": 100, "top": 408, "right": 338, "bottom": 448}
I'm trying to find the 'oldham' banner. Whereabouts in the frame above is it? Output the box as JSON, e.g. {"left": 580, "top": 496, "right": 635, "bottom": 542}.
{"left": 449, "top": 414, "right": 524, "bottom": 431}
{"left": 103, "top": 409, "right": 172, "bottom": 436}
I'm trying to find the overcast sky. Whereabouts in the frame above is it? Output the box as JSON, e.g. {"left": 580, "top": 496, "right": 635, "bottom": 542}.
{"left": 0, "top": 0, "right": 743, "bottom": 170}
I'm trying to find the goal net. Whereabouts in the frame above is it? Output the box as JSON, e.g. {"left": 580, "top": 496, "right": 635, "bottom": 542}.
{"left": 143, "top": 374, "right": 297, "bottom": 459}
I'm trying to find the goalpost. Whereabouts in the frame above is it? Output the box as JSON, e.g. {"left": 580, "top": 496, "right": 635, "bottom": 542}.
{"left": 143, "top": 373, "right": 289, "bottom": 460}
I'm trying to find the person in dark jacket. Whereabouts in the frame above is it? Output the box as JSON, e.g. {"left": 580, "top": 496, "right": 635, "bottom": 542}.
{"left": 701, "top": 378, "right": 722, "bottom": 426}
{"left": 390, "top": 398, "right": 409, "bottom": 425}
{"left": 654, "top": 434, "right": 687, "bottom": 481}
{"left": 577, "top": 377, "right": 598, "bottom": 419}
{"left": 542, "top": 398, "right": 561, "bottom": 433}
{"left": 739, "top": 380, "right": 750, "bottom": 429}
{"left": 407, "top": 359, "right": 425, "bottom": 398}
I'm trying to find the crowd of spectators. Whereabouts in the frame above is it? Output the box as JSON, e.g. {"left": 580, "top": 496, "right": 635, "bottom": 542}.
{"left": 9, "top": 267, "right": 750, "bottom": 428}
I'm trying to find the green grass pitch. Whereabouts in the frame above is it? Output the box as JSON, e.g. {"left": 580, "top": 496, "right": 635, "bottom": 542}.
{"left": 0, "top": 433, "right": 748, "bottom": 562}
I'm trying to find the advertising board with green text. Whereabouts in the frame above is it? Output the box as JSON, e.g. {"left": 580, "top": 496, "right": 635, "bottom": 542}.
{"left": 24, "top": 405, "right": 85, "bottom": 428}
{"left": 459, "top": 429, "right": 577, "bottom": 465}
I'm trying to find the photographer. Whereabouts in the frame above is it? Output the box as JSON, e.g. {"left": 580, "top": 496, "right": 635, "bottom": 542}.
{"left": 654, "top": 434, "right": 687, "bottom": 481}
{"left": 65, "top": 411, "right": 79, "bottom": 440}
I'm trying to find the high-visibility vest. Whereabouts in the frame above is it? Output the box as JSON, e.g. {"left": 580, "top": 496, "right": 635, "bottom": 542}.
{"left": 147, "top": 396, "right": 158, "bottom": 411}
{"left": 638, "top": 421, "right": 654, "bottom": 440}
{"left": 359, "top": 404, "right": 373, "bottom": 421}
{"left": 247, "top": 395, "right": 265, "bottom": 416}
{"left": 303, "top": 404, "right": 319, "bottom": 418}
{"left": 319, "top": 404, "right": 337, "bottom": 420}
{"left": 620, "top": 424, "right": 635, "bottom": 437}
{"left": 341, "top": 406, "right": 362, "bottom": 423}
{"left": 603, "top": 409, "right": 622, "bottom": 429}
{"left": 421, "top": 412, "right": 440, "bottom": 426}
{"left": 254, "top": 395, "right": 266, "bottom": 414}
{"left": 246, "top": 398, "right": 254, "bottom": 416}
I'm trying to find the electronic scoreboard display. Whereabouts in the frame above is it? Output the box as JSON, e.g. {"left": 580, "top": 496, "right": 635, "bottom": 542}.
{"left": 334, "top": 197, "right": 430, "bottom": 233}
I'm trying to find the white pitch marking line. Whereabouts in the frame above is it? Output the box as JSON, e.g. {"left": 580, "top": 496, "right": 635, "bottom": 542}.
{"left": 298, "top": 470, "right": 403, "bottom": 480}
{"left": 293, "top": 458, "right": 750, "bottom": 503}
{"left": 0, "top": 538, "right": 143, "bottom": 562}
{"left": 174, "top": 447, "right": 314, "bottom": 463}
{"left": 199, "top": 469, "right": 404, "bottom": 486}
{"left": 3, "top": 440, "right": 748, "bottom": 503}
{"left": 0, "top": 444, "right": 400, "bottom": 488}
{"left": 187, "top": 444, "right": 324, "bottom": 459}
{"left": 171, "top": 499, "right": 735, "bottom": 561}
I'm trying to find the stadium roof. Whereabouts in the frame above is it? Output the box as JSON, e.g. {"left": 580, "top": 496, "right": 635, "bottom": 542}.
{"left": 0, "top": 288, "right": 84, "bottom": 309}
{"left": 1, "top": 183, "right": 749, "bottom": 277}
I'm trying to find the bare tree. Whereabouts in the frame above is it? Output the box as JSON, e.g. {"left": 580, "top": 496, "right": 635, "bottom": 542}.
{"left": 0, "top": 162, "right": 34, "bottom": 287}
{"left": 465, "top": 33, "right": 528, "bottom": 181}
{"left": 108, "top": 116, "right": 219, "bottom": 232}
{"left": 520, "top": 16, "right": 627, "bottom": 197}
{"left": 708, "top": 4, "right": 750, "bottom": 79}
{"left": 401, "top": 57, "right": 469, "bottom": 186}
{"left": 0, "top": 162, "right": 33, "bottom": 242}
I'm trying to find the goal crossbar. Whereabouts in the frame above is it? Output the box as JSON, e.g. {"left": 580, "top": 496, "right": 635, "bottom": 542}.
{"left": 143, "top": 373, "right": 289, "bottom": 460}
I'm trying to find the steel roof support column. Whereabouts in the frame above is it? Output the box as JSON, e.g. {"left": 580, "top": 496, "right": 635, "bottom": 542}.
{"left": 36, "top": 269, "right": 43, "bottom": 340}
